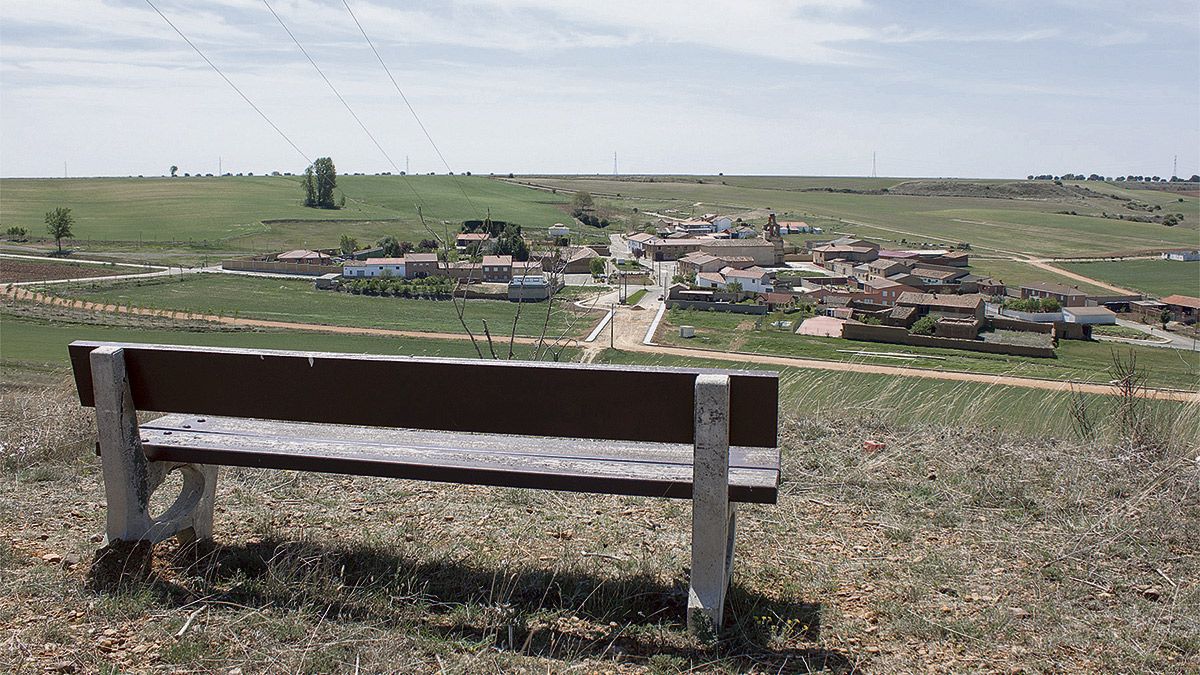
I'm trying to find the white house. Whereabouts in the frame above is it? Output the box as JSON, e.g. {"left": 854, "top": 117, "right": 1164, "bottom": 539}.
{"left": 342, "top": 258, "right": 405, "bottom": 278}
{"left": 721, "top": 266, "right": 773, "bottom": 293}
{"left": 626, "top": 232, "right": 655, "bottom": 254}
{"left": 709, "top": 216, "right": 734, "bottom": 232}
{"left": 548, "top": 223, "right": 571, "bottom": 238}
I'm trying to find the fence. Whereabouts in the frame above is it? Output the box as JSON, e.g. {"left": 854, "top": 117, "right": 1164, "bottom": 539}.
{"left": 843, "top": 322, "right": 1056, "bottom": 358}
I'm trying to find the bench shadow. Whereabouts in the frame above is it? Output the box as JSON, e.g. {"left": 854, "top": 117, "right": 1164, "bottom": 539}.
{"left": 87, "top": 537, "right": 851, "bottom": 671}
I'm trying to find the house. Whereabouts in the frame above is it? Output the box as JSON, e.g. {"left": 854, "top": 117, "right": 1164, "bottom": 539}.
{"left": 626, "top": 232, "right": 656, "bottom": 255}
{"left": 910, "top": 266, "right": 968, "bottom": 286}
{"left": 708, "top": 215, "right": 734, "bottom": 232}
{"left": 403, "top": 252, "right": 440, "bottom": 279}
{"left": 546, "top": 246, "right": 598, "bottom": 274}
{"left": 677, "top": 253, "right": 725, "bottom": 275}
{"left": 812, "top": 244, "right": 879, "bottom": 266}
{"left": 758, "top": 292, "right": 797, "bottom": 311}
{"left": 482, "top": 255, "right": 514, "bottom": 283}
{"left": 277, "top": 249, "right": 332, "bottom": 264}
{"left": 694, "top": 271, "right": 727, "bottom": 290}
{"left": 861, "top": 259, "right": 909, "bottom": 280}
{"left": 720, "top": 266, "right": 773, "bottom": 293}
{"left": 508, "top": 275, "right": 553, "bottom": 301}
{"left": 1062, "top": 306, "right": 1117, "bottom": 325}
{"left": 862, "top": 277, "right": 920, "bottom": 306}
{"left": 642, "top": 237, "right": 705, "bottom": 261}
{"left": 1129, "top": 299, "right": 1168, "bottom": 323}
{"left": 1161, "top": 294, "right": 1200, "bottom": 323}
{"left": 1161, "top": 250, "right": 1200, "bottom": 262}
{"left": 512, "top": 260, "right": 543, "bottom": 279}
{"left": 976, "top": 277, "right": 1006, "bottom": 297}
{"left": 548, "top": 223, "right": 571, "bottom": 238}
{"left": 896, "top": 292, "right": 986, "bottom": 321}
{"left": 455, "top": 232, "right": 491, "bottom": 250}
{"left": 697, "top": 238, "right": 781, "bottom": 266}
{"left": 1020, "top": 281, "right": 1088, "bottom": 307}
{"left": 342, "top": 257, "right": 405, "bottom": 278}
{"left": 676, "top": 219, "right": 716, "bottom": 235}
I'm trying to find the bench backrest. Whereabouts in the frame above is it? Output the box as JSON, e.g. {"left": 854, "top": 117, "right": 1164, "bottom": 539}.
{"left": 69, "top": 341, "right": 778, "bottom": 447}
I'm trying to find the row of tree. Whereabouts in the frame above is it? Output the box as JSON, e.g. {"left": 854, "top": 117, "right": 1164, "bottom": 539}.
{"left": 1029, "top": 173, "right": 1200, "bottom": 183}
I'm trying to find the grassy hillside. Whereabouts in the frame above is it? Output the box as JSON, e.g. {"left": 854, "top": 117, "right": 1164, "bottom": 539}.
{"left": 519, "top": 176, "right": 1200, "bottom": 257}
{"left": 967, "top": 258, "right": 1111, "bottom": 294}
{"left": 0, "top": 175, "right": 600, "bottom": 259}
{"left": 1057, "top": 259, "right": 1200, "bottom": 298}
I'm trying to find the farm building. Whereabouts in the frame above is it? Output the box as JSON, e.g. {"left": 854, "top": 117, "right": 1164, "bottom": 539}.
{"left": 1061, "top": 306, "right": 1117, "bottom": 325}
{"left": 342, "top": 258, "right": 405, "bottom": 278}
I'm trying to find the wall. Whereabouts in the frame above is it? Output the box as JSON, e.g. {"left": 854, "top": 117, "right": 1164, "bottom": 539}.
{"left": 843, "top": 322, "right": 1056, "bottom": 358}
{"left": 996, "top": 307, "right": 1064, "bottom": 323}
{"left": 989, "top": 316, "right": 1053, "bottom": 334}
{"left": 222, "top": 260, "right": 341, "bottom": 276}
{"left": 667, "top": 300, "right": 768, "bottom": 315}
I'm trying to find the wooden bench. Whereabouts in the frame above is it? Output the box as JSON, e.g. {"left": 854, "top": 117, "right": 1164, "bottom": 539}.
{"left": 68, "top": 340, "right": 780, "bottom": 634}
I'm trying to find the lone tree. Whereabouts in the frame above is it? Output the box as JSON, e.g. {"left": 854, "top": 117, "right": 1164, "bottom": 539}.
{"left": 45, "top": 207, "right": 74, "bottom": 254}
{"left": 170, "top": 165, "right": 178, "bottom": 177}
{"left": 589, "top": 255, "right": 606, "bottom": 277}
{"left": 339, "top": 234, "right": 359, "bottom": 256}
{"left": 571, "top": 190, "right": 594, "bottom": 210}
{"left": 301, "top": 157, "right": 339, "bottom": 209}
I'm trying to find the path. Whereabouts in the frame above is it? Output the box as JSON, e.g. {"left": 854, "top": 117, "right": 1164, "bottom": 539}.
{"left": 1021, "top": 259, "right": 1136, "bottom": 295}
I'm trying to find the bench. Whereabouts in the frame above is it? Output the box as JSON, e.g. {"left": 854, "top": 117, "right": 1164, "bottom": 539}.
{"left": 68, "top": 340, "right": 780, "bottom": 634}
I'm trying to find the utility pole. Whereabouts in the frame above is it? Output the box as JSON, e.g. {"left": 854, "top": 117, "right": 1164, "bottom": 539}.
{"left": 872, "top": 151, "right": 877, "bottom": 178}
{"left": 613, "top": 151, "right": 618, "bottom": 177}
{"left": 219, "top": 156, "right": 222, "bottom": 176}
{"left": 63, "top": 161, "right": 67, "bottom": 178}
{"left": 406, "top": 155, "right": 410, "bottom": 174}
{"left": 1173, "top": 154, "right": 1178, "bottom": 179}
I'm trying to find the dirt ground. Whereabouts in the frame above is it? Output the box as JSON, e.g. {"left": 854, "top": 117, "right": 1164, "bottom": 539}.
{"left": 2, "top": 383, "right": 1197, "bottom": 673}
{"left": 0, "top": 258, "right": 134, "bottom": 283}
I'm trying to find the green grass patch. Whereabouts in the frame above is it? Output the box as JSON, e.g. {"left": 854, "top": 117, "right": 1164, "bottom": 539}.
{"left": 1055, "top": 259, "right": 1200, "bottom": 298}
{"left": 967, "top": 258, "right": 1109, "bottom": 294}
{"left": 50, "top": 274, "right": 591, "bottom": 339}
{"left": 623, "top": 288, "right": 648, "bottom": 305}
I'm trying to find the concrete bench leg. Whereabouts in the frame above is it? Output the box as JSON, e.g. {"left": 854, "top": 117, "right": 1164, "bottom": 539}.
{"left": 91, "top": 346, "right": 218, "bottom": 546}
{"left": 688, "top": 373, "right": 734, "bottom": 638}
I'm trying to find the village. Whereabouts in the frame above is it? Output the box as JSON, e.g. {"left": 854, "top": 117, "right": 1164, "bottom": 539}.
{"left": 222, "top": 209, "right": 1200, "bottom": 360}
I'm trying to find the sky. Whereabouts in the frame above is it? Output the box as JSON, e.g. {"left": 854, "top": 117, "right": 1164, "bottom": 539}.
{"left": 1, "top": 0, "right": 1198, "bottom": 179}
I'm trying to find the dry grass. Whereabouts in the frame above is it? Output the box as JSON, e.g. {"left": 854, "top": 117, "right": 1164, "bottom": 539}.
{"left": 1, "top": 383, "right": 1198, "bottom": 673}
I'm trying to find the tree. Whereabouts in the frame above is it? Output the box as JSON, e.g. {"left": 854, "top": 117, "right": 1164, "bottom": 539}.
{"left": 911, "top": 315, "right": 937, "bottom": 335}
{"left": 302, "top": 165, "right": 317, "bottom": 207}
{"left": 492, "top": 224, "right": 529, "bottom": 261}
{"left": 377, "top": 236, "right": 401, "bottom": 257}
{"left": 571, "top": 191, "right": 594, "bottom": 210}
{"left": 170, "top": 165, "right": 178, "bottom": 177}
{"left": 312, "top": 157, "right": 338, "bottom": 208}
{"left": 44, "top": 207, "right": 74, "bottom": 254}
{"left": 1160, "top": 309, "right": 1171, "bottom": 329}
{"left": 589, "top": 256, "right": 606, "bottom": 277}
{"left": 339, "top": 234, "right": 359, "bottom": 256}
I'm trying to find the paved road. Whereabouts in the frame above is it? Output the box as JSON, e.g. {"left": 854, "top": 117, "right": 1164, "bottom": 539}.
{"left": 1111, "top": 318, "right": 1200, "bottom": 351}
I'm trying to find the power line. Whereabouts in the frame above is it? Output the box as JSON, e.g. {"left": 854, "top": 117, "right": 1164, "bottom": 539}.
{"left": 341, "top": 0, "right": 480, "bottom": 217}
{"left": 260, "top": 0, "right": 424, "bottom": 210}
{"left": 144, "top": 0, "right": 310, "bottom": 164}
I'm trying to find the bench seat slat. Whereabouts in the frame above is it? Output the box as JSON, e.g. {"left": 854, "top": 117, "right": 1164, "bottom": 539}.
{"left": 139, "top": 414, "right": 780, "bottom": 503}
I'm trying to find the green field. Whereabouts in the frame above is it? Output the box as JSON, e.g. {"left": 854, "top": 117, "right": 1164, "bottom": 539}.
{"left": 522, "top": 176, "right": 1200, "bottom": 257}
{"left": 4, "top": 176, "right": 1196, "bottom": 264}
{"left": 658, "top": 308, "right": 1200, "bottom": 391}
{"left": 0, "top": 175, "right": 607, "bottom": 262}
{"left": 48, "top": 274, "right": 599, "bottom": 340}
{"left": 593, "top": 348, "right": 1199, "bottom": 440}
{"left": 967, "top": 258, "right": 1110, "bottom": 294}
{"left": 1056, "top": 259, "right": 1200, "bottom": 298}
